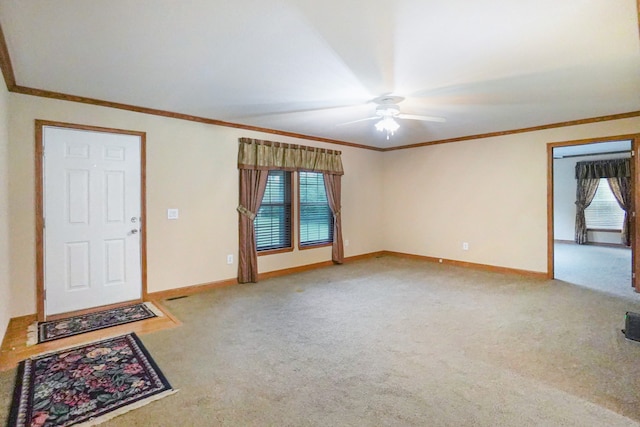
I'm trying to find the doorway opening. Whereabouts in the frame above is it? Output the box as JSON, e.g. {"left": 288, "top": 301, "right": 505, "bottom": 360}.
{"left": 548, "top": 135, "right": 639, "bottom": 299}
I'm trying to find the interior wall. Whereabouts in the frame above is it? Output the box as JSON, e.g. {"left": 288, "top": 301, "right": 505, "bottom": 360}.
{"left": 382, "top": 117, "right": 640, "bottom": 273}
{"left": 6, "top": 91, "right": 640, "bottom": 318}
{"left": 553, "top": 152, "right": 631, "bottom": 245}
{"left": 0, "top": 81, "right": 10, "bottom": 338}
{"left": 7, "top": 93, "right": 384, "bottom": 318}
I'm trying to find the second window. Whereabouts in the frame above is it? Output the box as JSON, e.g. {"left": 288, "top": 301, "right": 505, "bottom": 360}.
{"left": 299, "top": 171, "right": 334, "bottom": 248}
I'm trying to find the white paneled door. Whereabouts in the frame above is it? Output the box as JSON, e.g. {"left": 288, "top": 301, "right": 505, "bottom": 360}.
{"left": 43, "top": 126, "right": 142, "bottom": 316}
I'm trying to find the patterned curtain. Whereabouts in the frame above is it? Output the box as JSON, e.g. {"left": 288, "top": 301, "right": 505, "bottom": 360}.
{"left": 237, "top": 170, "right": 269, "bottom": 283}
{"left": 574, "top": 158, "right": 630, "bottom": 245}
{"left": 607, "top": 176, "right": 632, "bottom": 246}
{"left": 575, "top": 158, "right": 630, "bottom": 180}
{"left": 323, "top": 174, "right": 344, "bottom": 264}
{"left": 237, "top": 138, "right": 344, "bottom": 282}
{"left": 238, "top": 138, "right": 344, "bottom": 175}
{"left": 574, "top": 178, "right": 600, "bottom": 244}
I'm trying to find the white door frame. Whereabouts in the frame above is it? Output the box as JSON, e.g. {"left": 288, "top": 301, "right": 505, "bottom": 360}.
{"left": 35, "top": 120, "right": 147, "bottom": 321}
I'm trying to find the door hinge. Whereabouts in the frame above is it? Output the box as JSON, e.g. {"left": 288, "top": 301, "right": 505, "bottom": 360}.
{"left": 43, "top": 289, "right": 46, "bottom": 300}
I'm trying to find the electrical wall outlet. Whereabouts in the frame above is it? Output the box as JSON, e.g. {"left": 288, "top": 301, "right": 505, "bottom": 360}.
{"left": 462, "top": 242, "right": 469, "bottom": 250}
{"left": 167, "top": 208, "right": 179, "bottom": 220}
{"left": 345, "top": 239, "right": 350, "bottom": 247}
{"left": 227, "top": 254, "right": 233, "bottom": 265}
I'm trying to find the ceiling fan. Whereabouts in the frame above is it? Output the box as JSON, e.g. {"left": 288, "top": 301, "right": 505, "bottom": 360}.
{"left": 339, "top": 95, "right": 446, "bottom": 140}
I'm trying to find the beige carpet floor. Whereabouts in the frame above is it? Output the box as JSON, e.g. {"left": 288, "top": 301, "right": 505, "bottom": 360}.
{"left": 2, "top": 255, "right": 640, "bottom": 426}
{"left": 554, "top": 241, "right": 635, "bottom": 300}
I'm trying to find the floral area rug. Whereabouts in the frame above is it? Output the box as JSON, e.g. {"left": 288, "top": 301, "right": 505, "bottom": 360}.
{"left": 28, "top": 302, "right": 163, "bottom": 345}
{"left": 8, "top": 333, "right": 176, "bottom": 427}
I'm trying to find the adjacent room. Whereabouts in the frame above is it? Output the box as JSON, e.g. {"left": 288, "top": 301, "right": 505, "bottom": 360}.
{"left": 552, "top": 141, "right": 636, "bottom": 300}
{"left": 1, "top": 1, "right": 640, "bottom": 426}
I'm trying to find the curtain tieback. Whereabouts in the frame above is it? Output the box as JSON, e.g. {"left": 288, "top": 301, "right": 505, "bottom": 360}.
{"left": 333, "top": 209, "right": 341, "bottom": 218}
{"left": 237, "top": 205, "right": 257, "bottom": 220}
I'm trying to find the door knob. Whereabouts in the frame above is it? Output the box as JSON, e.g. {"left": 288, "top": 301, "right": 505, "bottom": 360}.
{"left": 130, "top": 229, "right": 139, "bottom": 234}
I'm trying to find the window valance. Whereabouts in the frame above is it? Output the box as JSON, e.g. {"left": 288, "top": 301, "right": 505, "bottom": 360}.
{"left": 238, "top": 137, "right": 344, "bottom": 175}
{"left": 575, "top": 158, "right": 630, "bottom": 180}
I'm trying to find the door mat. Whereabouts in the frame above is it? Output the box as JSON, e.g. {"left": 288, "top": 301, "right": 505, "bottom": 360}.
{"left": 9, "top": 333, "right": 176, "bottom": 426}
{"left": 28, "top": 302, "right": 164, "bottom": 346}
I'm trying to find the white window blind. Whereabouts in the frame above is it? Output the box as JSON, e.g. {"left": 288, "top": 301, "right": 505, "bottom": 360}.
{"left": 584, "top": 178, "right": 624, "bottom": 230}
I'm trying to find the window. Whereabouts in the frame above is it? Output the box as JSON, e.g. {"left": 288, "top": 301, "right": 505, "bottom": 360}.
{"left": 299, "top": 171, "right": 333, "bottom": 247}
{"left": 254, "top": 170, "right": 292, "bottom": 252}
{"left": 585, "top": 178, "right": 624, "bottom": 230}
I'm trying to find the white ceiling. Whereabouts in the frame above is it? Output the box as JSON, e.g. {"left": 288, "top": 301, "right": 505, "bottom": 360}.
{"left": 553, "top": 140, "right": 631, "bottom": 158}
{"left": 1, "top": 0, "right": 639, "bottom": 149}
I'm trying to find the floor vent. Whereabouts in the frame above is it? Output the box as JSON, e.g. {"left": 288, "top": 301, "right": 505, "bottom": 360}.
{"left": 166, "top": 295, "right": 188, "bottom": 301}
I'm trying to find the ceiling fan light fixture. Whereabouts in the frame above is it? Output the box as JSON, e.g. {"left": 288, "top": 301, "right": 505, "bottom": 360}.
{"left": 375, "top": 116, "right": 400, "bottom": 140}
{"left": 375, "top": 104, "right": 401, "bottom": 117}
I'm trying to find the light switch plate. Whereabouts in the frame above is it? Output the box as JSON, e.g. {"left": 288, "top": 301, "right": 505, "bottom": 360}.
{"left": 167, "top": 208, "right": 179, "bottom": 220}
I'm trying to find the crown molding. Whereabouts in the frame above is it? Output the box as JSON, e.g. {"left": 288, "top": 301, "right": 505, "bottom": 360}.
{"left": 382, "top": 111, "right": 640, "bottom": 151}
{"left": 10, "top": 83, "right": 640, "bottom": 153}
{"left": 11, "top": 85, "right": 383, "bottom": 152}
{"left": 1, "top": 20, "right": 639, "bottom": 153}
{"left": 0, "top": 23, "right": 15, "bottom": 89}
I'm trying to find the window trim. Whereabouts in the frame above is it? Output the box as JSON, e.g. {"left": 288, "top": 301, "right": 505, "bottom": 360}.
{"left": 257, "top": 246, "right": 294, "bottom": 256}
{"left": 297, "top": 171, "right": 334, "bottom": 250}
{"left": 586, "top": 228, "right": 622, "bottom": 233}
{"left": 255, "top": 170, "right": 294, "bottom": 255}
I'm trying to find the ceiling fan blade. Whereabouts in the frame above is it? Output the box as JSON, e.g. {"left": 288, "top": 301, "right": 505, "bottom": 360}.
{"left": 397, "top": 113, "right": 446, "bottom": 123}
{"left": 231, "top": 99, "right": 368, "bottom": 119}
{"left": 336, "top": 116, "right": 379, "bottom": 126}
